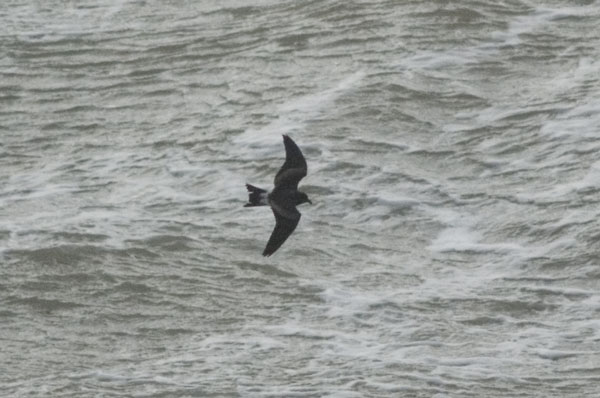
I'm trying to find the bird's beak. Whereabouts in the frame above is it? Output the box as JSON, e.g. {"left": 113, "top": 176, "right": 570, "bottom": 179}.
{"left": 308, "top": 200, "right": 313, "bottom": 204}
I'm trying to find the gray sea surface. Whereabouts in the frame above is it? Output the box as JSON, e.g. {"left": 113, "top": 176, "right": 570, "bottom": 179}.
{"left": 2, "top": 0, "right": 600, "bottom": 397}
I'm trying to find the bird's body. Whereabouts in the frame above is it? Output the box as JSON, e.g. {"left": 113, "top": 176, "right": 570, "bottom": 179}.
{"left": 244, "top": 135, "right": 311, "bottom": 256}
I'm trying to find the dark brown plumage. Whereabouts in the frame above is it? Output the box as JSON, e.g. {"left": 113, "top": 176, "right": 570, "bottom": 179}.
{"left": 244, "top": 135, "right": 311, "bottom": 256}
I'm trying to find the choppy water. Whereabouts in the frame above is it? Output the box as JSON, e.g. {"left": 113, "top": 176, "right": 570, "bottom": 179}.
{"left": 2, "top": 0, "right": 600, "bottom": 396}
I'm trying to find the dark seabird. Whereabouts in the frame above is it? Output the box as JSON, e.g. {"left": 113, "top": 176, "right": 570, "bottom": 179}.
{"left": 244, "top": 135, "right": 312, "bottom": 256}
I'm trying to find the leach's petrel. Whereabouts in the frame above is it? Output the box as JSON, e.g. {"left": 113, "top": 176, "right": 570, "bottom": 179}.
{"left": 244, "top": 135, "right": 312, "bottom": 256}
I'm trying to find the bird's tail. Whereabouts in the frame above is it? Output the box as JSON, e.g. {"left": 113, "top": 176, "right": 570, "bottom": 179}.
{"left": 244, "top": 184, "right": 268, "bottom": 207}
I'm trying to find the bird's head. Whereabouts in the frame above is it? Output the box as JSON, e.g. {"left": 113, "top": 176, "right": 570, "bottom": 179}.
{"left": 296, "top": 191, "right": 312, "bottom": 205}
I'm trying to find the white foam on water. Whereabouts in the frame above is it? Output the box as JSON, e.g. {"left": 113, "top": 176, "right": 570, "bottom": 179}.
{"left": 398, "top": 2, "right": 599, "bottom": 77}
{"left": 375, "top": 192, "right": 420, "bottom": 210}
{"left": 573, "top": 160, "right": 600, "bottom": 190}
{"left": 540, "top": 100, "right": 600, "bottom": 139}
{"left": 511, "top": 159, "right": 600, "bottom": 202}
{"left": 535, "top": 349, "right": 582, "bottom": 360}
{"left": 234, "top": 71, "right": 365, "bottom": 152}
{"left": 320, "top": 284, "right": 393, "bottom": 318}
{"left": 100, "top": 0, "right": 128, "bottom": 29}
{"left": 426, "top": 208, "right": 523, "bottom": 256}
{"left": 494, "top": 3, "right": 599, "bottom": 47}
{"left": 549, "top": 57, "right": 600, "bottom": 95}
{"left": 428, "top": 224, "right": 483, "bottom": 254}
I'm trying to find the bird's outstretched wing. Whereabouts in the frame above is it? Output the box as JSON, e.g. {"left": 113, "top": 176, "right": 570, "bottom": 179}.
{"left": 274, "top": 135, "right": 307, "bottom": 190}
{"left": 262, "top": 204, "right": 301, "bottom": 257}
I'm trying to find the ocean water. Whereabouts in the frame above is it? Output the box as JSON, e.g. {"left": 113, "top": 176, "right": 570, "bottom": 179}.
{"left": 2, "top": 0, "right": 600, "bottom": 396}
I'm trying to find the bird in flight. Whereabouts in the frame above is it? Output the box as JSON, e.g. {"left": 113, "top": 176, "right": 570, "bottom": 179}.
{"left": 244, "top": 135, "right": 312, "bottom": 256}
